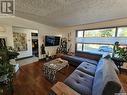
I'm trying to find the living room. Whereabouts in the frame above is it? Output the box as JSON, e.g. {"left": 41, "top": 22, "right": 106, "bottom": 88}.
{"left": 0, "top": 0, "right": 127, "bottom": 95}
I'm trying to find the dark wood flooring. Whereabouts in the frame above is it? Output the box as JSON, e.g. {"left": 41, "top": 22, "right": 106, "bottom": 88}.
{"left": 13, "top": 61, "right": 127, "bottom": 95}
{"left": 118, "top": 70, "right": 127, "bottom": 92}
{"left": 13, "top": 61, "right": 75, "bottom": 95}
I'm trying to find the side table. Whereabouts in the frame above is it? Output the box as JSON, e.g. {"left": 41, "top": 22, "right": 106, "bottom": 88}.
{"left": 112, "top": 57, "right": 125, "bottom": 74}
{"left": 50, "top": 82, "right": 80, "bottom": 95}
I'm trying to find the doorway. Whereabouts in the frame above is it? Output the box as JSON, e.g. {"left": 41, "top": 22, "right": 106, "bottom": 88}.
{"left": 32, "top": 33, "right": 39, "bottom": 57}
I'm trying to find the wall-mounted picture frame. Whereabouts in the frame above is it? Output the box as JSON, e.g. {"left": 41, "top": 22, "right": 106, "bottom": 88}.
{"left": 13, "top": 32, "right": 27, "bottom": 51}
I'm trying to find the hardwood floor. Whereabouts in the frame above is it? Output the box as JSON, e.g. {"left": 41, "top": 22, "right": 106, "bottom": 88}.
{"left": 118, "top": 70, "right": 127, "bottom": 92}
{"left": 13, "top": 61, "right": 127, "bottom": 95}
{"left": 13, "top": 61, "right": 75, "bottom": 95}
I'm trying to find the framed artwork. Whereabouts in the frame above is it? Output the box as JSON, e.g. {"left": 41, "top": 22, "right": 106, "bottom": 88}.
{"left": 13, "top": 32, "right": 27, "bottom": 51}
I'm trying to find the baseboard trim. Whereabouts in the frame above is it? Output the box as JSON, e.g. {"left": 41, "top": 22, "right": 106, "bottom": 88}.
{"left": 16, "top": 56, "right": 33, "bottom": 61}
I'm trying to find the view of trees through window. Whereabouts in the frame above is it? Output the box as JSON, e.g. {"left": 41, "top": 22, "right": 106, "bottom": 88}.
{"left": 118, "top": 27, "right": 127, "bottom": 37}
{"left": 76, "top": 26, "right": 127, "bottom": 54}
{"left": 84, "top": 28, "right": 116, "bottom": 37}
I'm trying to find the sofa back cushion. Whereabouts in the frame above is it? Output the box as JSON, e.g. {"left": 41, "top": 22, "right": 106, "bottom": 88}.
{"left": 75, "top": 51, "right": 102, "bottom": 61}
{"left": 92, "top": 59, "right": 121, "bottom": 95}
{"left": 97, "top": 58, "right": 119, "bottom": 74}
{"left": 102, "top": 53, "right": 111, "bottom": 59}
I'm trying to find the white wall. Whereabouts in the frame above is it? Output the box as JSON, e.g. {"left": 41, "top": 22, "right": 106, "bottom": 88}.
{"left": 0, "top": 16, "right": 61, "bottom": 59}
{"left": 0, "top": 25, "right": 14, "bottom": 46}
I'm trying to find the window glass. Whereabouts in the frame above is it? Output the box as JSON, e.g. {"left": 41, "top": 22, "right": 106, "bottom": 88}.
{"left": 76, "top": 26, "right": 127, "bottom": 54}
{"left": 117, "top": 27, "right": 127, "bottom": 37}
{"left": 77, "top": 43, "right": 82, "bottom": 51}
{"left": 84, "top": 28, "right": 116, "bottom": 37}
{"left": 77, "top": 31, "right": 83, "bottom": 37}
{"left": 83, "top": 44, "right": 113, "bottom": 54}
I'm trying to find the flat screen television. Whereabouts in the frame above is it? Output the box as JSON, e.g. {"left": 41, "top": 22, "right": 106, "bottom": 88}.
{"left": 45, "top": 36, "right": 60, "bottom": 46}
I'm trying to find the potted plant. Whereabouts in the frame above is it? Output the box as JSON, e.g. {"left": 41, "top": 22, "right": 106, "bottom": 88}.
{"left": 113, "top": 42, "right": 127, "bottom": 61}
{"left": 0, "top": 46, "right": 19, "bottom": 95}
{"left": 41, "top": 43, "right": 46, "bottom": 60}
{"left": 41, "top": 43, "right": 46, "bottom": 54}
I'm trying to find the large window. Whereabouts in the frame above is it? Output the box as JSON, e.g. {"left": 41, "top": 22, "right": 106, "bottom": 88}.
{"left": 76, "top": 26, "right": 127, "bottom": 54}
{"left": 83, "top": 44, "right": 113, "bottom": 54}
{"left": 77, "top": 43, "right": 83, "bottom": 51}
{"left": 77, "top": 30, "right": 84, "bottom": 37}
{"left": 84, "top": 28, "right": 116, "bottom": 37}
{"left": 117, "top": 27, "right": 127, "bottom": 37}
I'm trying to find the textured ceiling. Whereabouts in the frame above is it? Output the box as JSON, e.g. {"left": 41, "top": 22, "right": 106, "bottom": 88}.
{"left": 15, "top": 0, "right": 127, "bottom": 27}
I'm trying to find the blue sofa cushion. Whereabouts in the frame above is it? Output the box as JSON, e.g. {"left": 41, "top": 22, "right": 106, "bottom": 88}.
{"left": 97, "top": 58, "right": 119, "bottom": 74}
{"left": 102, "top": 53, "right": 111, "bottom": 59}
{"left": 64, "top": 70, "right": 94, "bottom": 95}
{"left": 92, "top": 59, "right": 121, "bottom": 95}
{"left": 76, "top": 62, "right": 97, "bottom": 76}
{"left": 85, "top": 58, "right": 98, "bottom": 65}
{"left": 63, "top": 55, "right": 98, "bottom": 66}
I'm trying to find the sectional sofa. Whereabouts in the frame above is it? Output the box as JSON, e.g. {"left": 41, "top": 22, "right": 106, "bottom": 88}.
{"left": 62, "top": 52, "right": 124, "bottom": 95}
{"left": 63, "top": 51, "right": 102, "bottom": 67}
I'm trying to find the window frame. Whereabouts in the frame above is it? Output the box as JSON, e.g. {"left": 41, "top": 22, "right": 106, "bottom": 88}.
{"left": 76, "top": 43, "right": 83, "bottom": 51}
{"left": 75, "top": 25, "right": 127, "bottom": 53}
